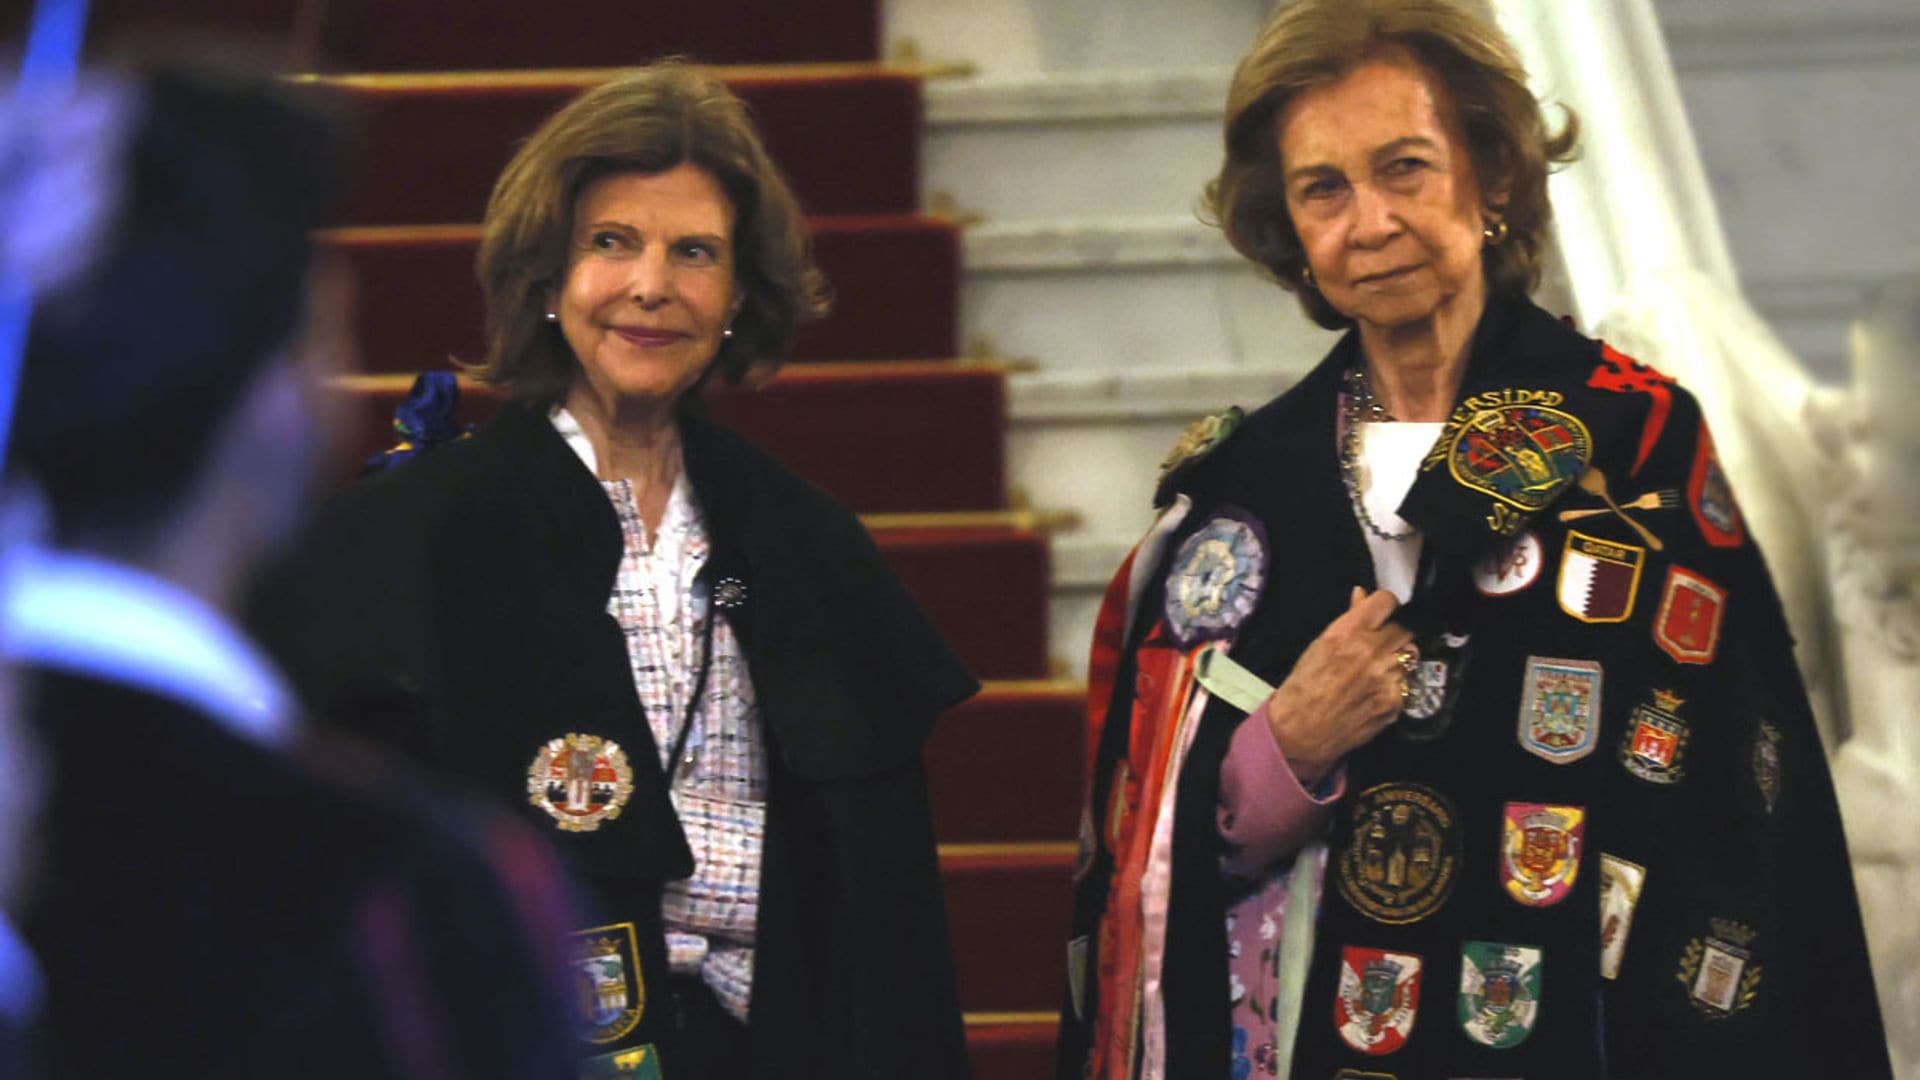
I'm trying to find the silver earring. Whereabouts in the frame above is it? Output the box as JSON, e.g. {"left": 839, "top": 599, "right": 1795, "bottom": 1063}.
{"left": 722, "top": 326, "right": 734, "bottom": 339}
{"left": 1300, "top": 264, "right": 1315, "bottom": 287}
{"left": 1482, "top": 217, "right": 1509, "bottom": 246}
{"left": 544, "top": 311, "right": 558, "bottom": 322}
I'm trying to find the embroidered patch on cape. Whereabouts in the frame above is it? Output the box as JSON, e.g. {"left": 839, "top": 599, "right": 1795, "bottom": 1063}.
{"left": 1556, "top": 530, "right": 1645, "bottom": 623}
{"left": 1599, "top": 853, "right": 1647, "bottom": 980}
{"left": 1336, "top": 782, "right": 1461, "bottom": 925}
{"left": 1458, "top": 941, "right": 1542, "bottom": 1047}
{"left": 580, "top": 1045, "right": 662, "bottom": 1080}
{"left": 1423, "top": 388, "right": 1593, "bottom": 536}
{"left": 527, "top": 734, "right": 635, "bottom": 833}
{"left": 1335, "top": 945, "right": 1422, "bottom": 1055}
{"left": 573, "top": 922, "right": 645, "bottom": 1044}
{"left": 1588, "top": 343, "right": 1677, "bottom": 475}
{"left": 1653, "top": 565, "right": 1725, "bottom": 664}
{"left": 1518, "top": 656, "right": 1602, "bottom": 764}
{"left": 1501, "top": 802, "right": 1584, "bottom": 907}
{"left": 1688, "top": 420, "right": 1745, "bottom": 547}
{"left": 1155, "top": 406, "right": 1244, "bottom": 506}
{"left": 1162, "top": 509, "right": 1267, "bottom": 648}
{"left": 1619, "top": 689, "right": 1691, "bottom": 784}
{"left": 1678, "top": 918, "right": 1763, "bottom": 1019}
{"left": 1751, "top": 721, "right": 1784, "bottom": 814}
{"left": 1397, "top": 630, "right": 1472, "bottom": 743}
{"left": 1473, "top": 530, "right": 1543, "bottom": 597}
{"left": 581, "top": 1045, "right": 662, "bottom": 1080}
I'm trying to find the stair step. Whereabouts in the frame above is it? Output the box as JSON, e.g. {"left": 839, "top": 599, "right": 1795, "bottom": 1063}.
{"left": 329, "top": 360, "right": 1005, "bottom": 513}
{"left": 966, "top": 1013, "right": 1061, "bottom": 1079}
{"left": 36, "top": 0, "right": 883, "bottom": 71}
{"left": 929, "top": 680, "right": 1085, "bottom": 844}
{"left": 319, "top": 69, "right": 924, "bottom": 225}
{"left": 321, "top": 215, "right": 958, "bottom": 372}
{"left": 707, "top": 361, "right": 1005, "bottom": 513}
{"left": 866, "top": 518, "right": 1051, "bottom": 681}
{"left": 941, "top": 844, "right": 1076, "bottom": 1014}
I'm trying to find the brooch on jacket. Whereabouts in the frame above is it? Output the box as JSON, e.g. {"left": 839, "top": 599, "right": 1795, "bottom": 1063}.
{"left": 361, "top": 371, "right": 475, "bottom": 476}
{"left": 1154, "top": 406, "right": 1243, "bottom": 508}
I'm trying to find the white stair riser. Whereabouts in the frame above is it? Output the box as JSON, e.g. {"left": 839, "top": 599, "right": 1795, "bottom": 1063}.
{"left": 964, "top": 265, "right": 1335, "bottom": 371}
{"left": 927, "top": 120, "right": 1222, "bottom": 224}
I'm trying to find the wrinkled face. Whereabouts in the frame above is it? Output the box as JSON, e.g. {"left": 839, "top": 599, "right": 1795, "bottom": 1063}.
{"left": 1277, "top": 52, "right": 1490, "bottom": 335}
{"left": 553, "top": 163, "right": 740, "bottom": 410}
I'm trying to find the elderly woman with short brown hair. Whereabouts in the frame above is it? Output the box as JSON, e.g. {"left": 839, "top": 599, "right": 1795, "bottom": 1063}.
{"left": 1059, "top": 2, "right": 1888, "bottom": 1078}
{"left": 259, "top": 62, "right": 974, "bottom": 1077}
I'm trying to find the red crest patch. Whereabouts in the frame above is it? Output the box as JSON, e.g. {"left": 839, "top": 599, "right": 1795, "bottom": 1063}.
{"left": 1687, "top": 421, "right": 1745, "bottom": 547}
{"left": 1335, "top": 946, "right": 1422, "bottom": 1055}
{"left": 1653, "top": 566, "right": 1725, "bottom": 665}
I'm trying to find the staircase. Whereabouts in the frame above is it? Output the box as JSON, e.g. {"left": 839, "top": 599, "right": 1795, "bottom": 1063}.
{"left": 888, "top": 0, "right": 1344, "bottom": 676}
{"left": 36, "top": 1, "right": 1082, "bottom": 1074}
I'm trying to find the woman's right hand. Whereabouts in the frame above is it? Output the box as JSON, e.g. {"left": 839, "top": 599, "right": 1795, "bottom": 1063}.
{"left": 1260, "top": 586, "right": 1414, "bottom": 787}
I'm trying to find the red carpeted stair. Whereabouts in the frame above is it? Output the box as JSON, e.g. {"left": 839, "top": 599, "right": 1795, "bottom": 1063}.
{"left": 44, "top": 1, "right": 1076, "bottom": 1071}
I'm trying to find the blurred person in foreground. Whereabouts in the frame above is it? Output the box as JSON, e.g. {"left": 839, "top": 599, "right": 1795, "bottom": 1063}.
{"left": 253, "top": 62, "right": 974, "bottom": 1077}
{"left": 0, "top": 62, "right": 580, "bottom": 1078}
{"left": 1057, "top": 1, "right": 1890, "bottom": 1077}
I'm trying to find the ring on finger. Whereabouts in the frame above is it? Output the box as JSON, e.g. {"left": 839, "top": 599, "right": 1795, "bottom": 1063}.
{"left": 1394, "top": 646, "right": 1420, "bottom": 677}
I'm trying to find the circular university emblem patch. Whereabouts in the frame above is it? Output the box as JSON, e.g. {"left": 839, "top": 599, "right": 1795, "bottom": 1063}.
{"left": 1444, "top": 397, "right": 1593, "bottom": 512}
{"left": 1162, "top": 510, "right": 1267, "bottom": 648}
{"left": 527, "top": 733, "right": 635, "bottom": 833}
{"left": 1336, "top": 782, "right": 1461, "bottom": 924}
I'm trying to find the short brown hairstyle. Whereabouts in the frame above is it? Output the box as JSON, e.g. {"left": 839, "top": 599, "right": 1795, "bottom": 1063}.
{"left": 1203, "top": 0, "right": 1578, "bottom": 330}
{"left": 474, "top": 61, "right": 831, "bottom": 402}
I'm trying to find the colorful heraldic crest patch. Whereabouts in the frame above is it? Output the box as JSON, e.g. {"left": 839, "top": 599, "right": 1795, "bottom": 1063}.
{"left": 1426, "top": 388, "right": 1593, "bottom": 536}
{"left": 1162, "top": 509, "right": 1267, "bottom": 648}
{"left": 1688, "top": 421, "right": 1745, "bottom": 548}
{"left": 580, "top": 1044, "right": 663, "bottom": 1080}
{"left": 1619, "top": 689, "right": 1691, "bottom": 784}
{"left": 1501, "top": 802, "right": 1584, "bottom": 907}
{"left": 1458, "top": 941, "right": 1542, "bottom": 1048}
{"left": 1598, "top": 853, "right": 1647, "bottom": 981}
{"left": 1337, "top": 782, "right": 1461, "bottom": 924}
{"left": 1397, "top": 631, "right": 1471, "bottom": 742}
{"left": 1678, "top": 918, "right": 1763, "bottom": 1019}
{"left": 1653, "top": 566, "right": 1725, "bottom": 665}
{"left": 1751, "top": 722, "right": 1783, "bottom": 814}
{"left": 1518, "top": 656, "right": 1602, "bottom": 764}
{"left": 1556, "top": 530, "right": 1644, "bottom": 623}
{"left": 1473, "top": 530, "right": 1543, "bottom": 598}
{"left": 528, "top": 733, "right": 635, "bottom": 832}
{"left": 573, "top": 922, "right": 645, "bottom": 1044}
{"left": 1335, "top": 946, "right": 1422, "bottom": 1055}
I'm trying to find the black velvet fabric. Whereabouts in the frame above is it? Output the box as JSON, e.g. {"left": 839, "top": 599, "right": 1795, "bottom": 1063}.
{"left": 1060, "top": 295, "right": 1890, "bottom": 1078}
{"left": 252, "top": 402, "right": 977, "bottom": 1077}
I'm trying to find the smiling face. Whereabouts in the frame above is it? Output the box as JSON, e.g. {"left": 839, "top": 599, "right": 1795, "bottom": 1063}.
{"left": 1277, "top": 51, "right": 1491, "bottom": 337}
{"left": 553, "top": 163, "right": 739, "bottom": 414}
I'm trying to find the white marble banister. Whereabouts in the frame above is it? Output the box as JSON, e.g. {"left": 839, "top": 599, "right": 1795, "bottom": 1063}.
{"left": 1494, "top": 2, "right": 1918, "bottom": 1072}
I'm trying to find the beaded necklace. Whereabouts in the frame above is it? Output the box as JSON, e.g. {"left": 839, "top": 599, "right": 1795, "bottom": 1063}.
{"left": 1340, "top": 364, "right": 1418, "bottom": 542}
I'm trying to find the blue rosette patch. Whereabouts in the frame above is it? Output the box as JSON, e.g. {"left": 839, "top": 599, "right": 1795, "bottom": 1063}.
{"left": 1162, "top": 508, "right": 1267, "bottom": 648}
